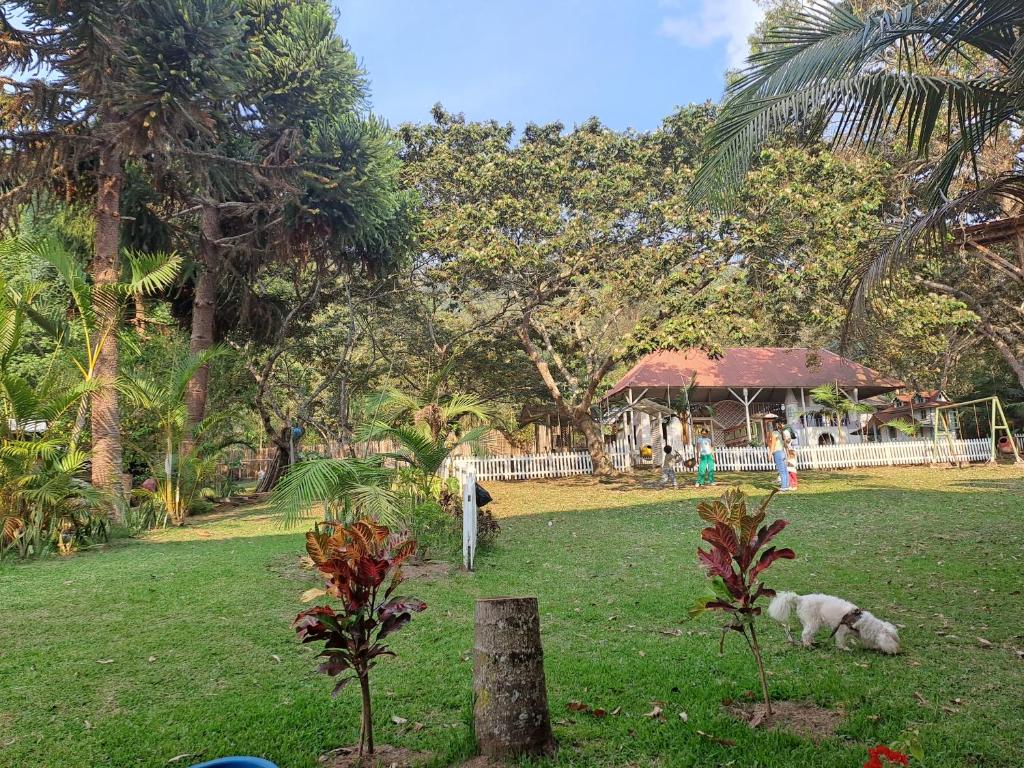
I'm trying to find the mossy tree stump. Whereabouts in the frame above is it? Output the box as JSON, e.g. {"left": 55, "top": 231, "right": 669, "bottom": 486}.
{"left": 473, "top": 597, "right": 556, "bottom": 760}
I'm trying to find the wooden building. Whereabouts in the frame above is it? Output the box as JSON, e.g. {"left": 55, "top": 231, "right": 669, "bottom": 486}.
{"left": 602, "top": 347, "right": 903, "bottom": 451}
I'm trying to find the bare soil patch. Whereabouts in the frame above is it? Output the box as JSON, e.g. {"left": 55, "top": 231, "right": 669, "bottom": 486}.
{"left": 318, "top": 745, "right": 432, "bottom": 767}
{"left": 403, "top": 560, "right": 453, "bottom": 580}
{"left": 724, "top": 700, "right": 845, "bottom": 741}
{"left": 266, "top": 554, "right": 320, "bottom": 583}
{"left": 268, "top": 555, "right": 453, "bottom": 584}
{"left": 457, "top": 757, "right": 502, "bottom": 768}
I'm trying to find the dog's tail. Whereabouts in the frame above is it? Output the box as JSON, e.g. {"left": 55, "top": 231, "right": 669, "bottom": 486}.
{"left": 768, "top": 591, "right": 799, "bottom": 625}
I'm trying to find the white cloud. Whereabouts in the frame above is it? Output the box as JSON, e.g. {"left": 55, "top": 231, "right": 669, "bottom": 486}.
{"left": 659, "top": 0, "right": 765, "bottom": 70}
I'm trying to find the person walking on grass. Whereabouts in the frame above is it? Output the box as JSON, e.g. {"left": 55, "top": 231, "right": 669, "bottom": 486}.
{"left": 695, "top": 428, "right": 716, "bottom": 487}
{"left": 660, "top": 444, "right": 681, "bottom": 489}
{"left": 766, "top": 414, "right": 792, "bottom": 491}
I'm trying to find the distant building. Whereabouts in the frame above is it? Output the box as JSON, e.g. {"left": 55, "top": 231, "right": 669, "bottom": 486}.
{"left": 860, "top": 390, "right": 957, "bottom": 442}
{"left": 602, "top": 347, "right": 903, "bottom": 451}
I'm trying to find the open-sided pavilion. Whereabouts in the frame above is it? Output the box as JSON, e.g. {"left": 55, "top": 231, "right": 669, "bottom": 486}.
{"left": 603, "top": 347, "right": 903, "bottom": 450}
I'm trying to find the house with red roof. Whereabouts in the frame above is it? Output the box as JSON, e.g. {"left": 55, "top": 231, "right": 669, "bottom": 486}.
{"left": 859, "top": 390, "right": 956, "bottom": 442}
{"left": 602, "top": 347, "right": 904, "bottom": 451}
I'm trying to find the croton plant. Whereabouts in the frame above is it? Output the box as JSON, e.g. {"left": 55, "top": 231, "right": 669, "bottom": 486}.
{"left": 690, "top": 487, "right": 795, "bottom": 715}
{"left": 294, "top": 518, "right": 426, "bottom": 757}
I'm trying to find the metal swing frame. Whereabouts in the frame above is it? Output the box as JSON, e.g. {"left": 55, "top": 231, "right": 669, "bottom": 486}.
{"left": 931, "top": 396, "right": 1021, "bottom": 465}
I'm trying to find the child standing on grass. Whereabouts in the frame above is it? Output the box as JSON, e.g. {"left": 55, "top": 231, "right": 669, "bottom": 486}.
{"left": 786, "top": 451, "right": 798, "bottom": 490}
{"left": 785, "top": 423, "right": 799, "bottom": 489}
{"left": 661, "top": 444, "right": 680, "bottom": 489}
{"left": 695, "top": 428, "right": 716, "bottom": 487}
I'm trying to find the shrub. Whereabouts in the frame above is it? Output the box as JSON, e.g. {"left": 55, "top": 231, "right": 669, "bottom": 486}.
{"left": 404, "top": 499, "right": 456, "bottom": 561}
{"left": 293, "top": 519, "right": 426, "bottom": 758}
{"left": 689, "top": 487, "right": 794, "bottom": 715}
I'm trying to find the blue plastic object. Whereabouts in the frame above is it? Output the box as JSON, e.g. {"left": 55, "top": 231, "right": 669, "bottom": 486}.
{"left": 190, "top": 758, "right": 279, "bottom": 768}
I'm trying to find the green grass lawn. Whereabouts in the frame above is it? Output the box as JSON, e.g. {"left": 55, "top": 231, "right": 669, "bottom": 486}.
{"left": 2, "top": 466, "right": 1023, "bottom": 768}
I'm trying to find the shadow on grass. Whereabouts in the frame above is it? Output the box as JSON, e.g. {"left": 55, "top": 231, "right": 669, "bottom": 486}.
{"left": 950, "top": 478, "right": 1024, "bottom": 491}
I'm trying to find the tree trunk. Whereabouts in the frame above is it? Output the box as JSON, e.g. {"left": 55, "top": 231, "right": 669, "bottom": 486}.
{"left": 573, "top": 409, "right": 613, "bottom": 477}
{"left": 981, "top": 325, "right": 1024, "bottom": 389}
{"left": 185, "top": 205, "right": 220, "bottom": 431}
{"left": 131, "top": 292, "right": 147, "bottom": 334}
{"left": 473, "top": 597, "right": 556, "bottom": 761}
{"left": 256, "top": 430, "right": 292, "bottom": 493}
{"left": 90, "top": 143, "right": 125, "bottom": 509}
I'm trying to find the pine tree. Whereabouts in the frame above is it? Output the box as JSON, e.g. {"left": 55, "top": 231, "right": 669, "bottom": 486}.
{"left": 1, "top": 1, "right": 245, "bottom": 501}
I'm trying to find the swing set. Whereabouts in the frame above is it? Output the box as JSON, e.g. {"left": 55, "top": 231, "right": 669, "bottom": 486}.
{"left": 931, "top": 396, "right": 1021, "bottom": 464}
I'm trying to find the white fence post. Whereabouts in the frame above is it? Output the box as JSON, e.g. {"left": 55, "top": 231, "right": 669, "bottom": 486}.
{"left": 462, "top": 466, "right": 478, "bottom": 571}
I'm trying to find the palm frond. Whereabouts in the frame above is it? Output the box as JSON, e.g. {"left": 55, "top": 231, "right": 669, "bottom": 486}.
{"left": 123, "top": 250, "right": 183, "bottom": 296}
{"left": 851, "top": 172, "right": 1024, "bottom": 310}
{"left": 172, "top": 348, "right": 223, "bottom": 401}
{"left": 695, "top": 72, "right": 1017, "bottom": 205}
{"left": 272, "top": 457, "right": 398, "bottom": 528}
{"left": 450, "top": 424, "right": 492, "bottom": 451}
{"left": 439, "top": 393, "right": 494, "bottom": 425}
{"left": 359, "top": 422, "right": 451, "bottom": 477}
{"left": 118, "top": 376, "right": 164, "bottom": 411}
{"left": 15, "top": 234, "right": 95, "bottom": 325}
{"left": 692, "top": 0, "right": 1024, "bottom": 206}
{"left": 361, "top": 388, "right": 422, "bottom": 425}
{"left": 0, "top": 374, "right": 39, "bottom": 422}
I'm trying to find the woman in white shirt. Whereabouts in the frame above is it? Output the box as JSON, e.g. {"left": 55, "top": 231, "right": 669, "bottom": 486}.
{"left": 695, "top": 429, "right": 716, "bottom": 487}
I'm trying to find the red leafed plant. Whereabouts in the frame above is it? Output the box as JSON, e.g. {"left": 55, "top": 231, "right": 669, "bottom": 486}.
{"left": 864, "top": 745, "right": 911, "bottom": 767}
{"left": 689, "top": 488, "right": 795, "bottom": 715}
{"left": 293, "top": 518, "right": 426, "bottom": 758}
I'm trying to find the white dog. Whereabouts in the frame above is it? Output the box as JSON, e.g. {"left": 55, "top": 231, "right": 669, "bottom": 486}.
{"left": 768, "top": 591, "right": 901, "bottom": 654}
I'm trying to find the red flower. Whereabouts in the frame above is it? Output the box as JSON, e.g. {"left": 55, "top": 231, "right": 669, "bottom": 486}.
{"left": 864, "top": 745, "right": 910, "bottom": 767}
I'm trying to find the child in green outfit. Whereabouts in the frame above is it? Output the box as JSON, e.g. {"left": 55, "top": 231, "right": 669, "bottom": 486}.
{"left": 695, "top": 428, "right": 716, "bottom": 487}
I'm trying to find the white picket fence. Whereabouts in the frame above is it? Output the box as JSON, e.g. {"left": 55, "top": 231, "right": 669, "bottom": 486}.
{"left": 450, "top": 450, "right": 629, "bottom": 481}
{"left": 447, "top": 438, "right": 996, "bottom": 482}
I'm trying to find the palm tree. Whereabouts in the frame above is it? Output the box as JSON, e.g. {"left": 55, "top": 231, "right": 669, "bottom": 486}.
{"left": 119, "top": 350, "right": 222, "bottom": 524}
{"left": 0, "top": 283, "right": 104, "bottom": 559}
{"left": 1, "top": 1, "right": 245, "bottom": 495}
{"left": 270, "top": 384, "right": 491, "bottom": 535}
{"left": 4, "top": 235, "right": 180, "bottom": 494}
{"left": 359, "top": 420, "right": 491, "bottom": 505}
{"left": 362, "top": 384, "right": 494, "bottom": 446}
{"left": 692, "top": 0, "right": 1024, "bottom": 298}
{"left": 809, "top": 382, "right": 874, "bottom": 444}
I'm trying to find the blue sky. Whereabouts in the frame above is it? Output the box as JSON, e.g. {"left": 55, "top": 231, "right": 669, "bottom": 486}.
{"left": 336, "top": 0, "right": 763, "bottom": 132}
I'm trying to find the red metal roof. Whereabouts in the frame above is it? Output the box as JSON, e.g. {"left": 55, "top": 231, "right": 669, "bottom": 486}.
{"left": 605, "top": 348, "right": 903, "bottom": 400}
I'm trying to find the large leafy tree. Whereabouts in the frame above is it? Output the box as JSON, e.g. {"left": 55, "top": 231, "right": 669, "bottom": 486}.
{"left": 1, "top": 1, "right": 244, "bottom": 495}
{"left": 716, "top": 141, "right": 979, "bottom": 384}
{"left": 400, "top": 106, "right": 731, "bottom": 474}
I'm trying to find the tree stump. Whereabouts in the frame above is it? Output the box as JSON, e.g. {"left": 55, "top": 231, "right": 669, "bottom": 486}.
{"left": 473, "top": 597, "right": 557, "bottom": 760}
